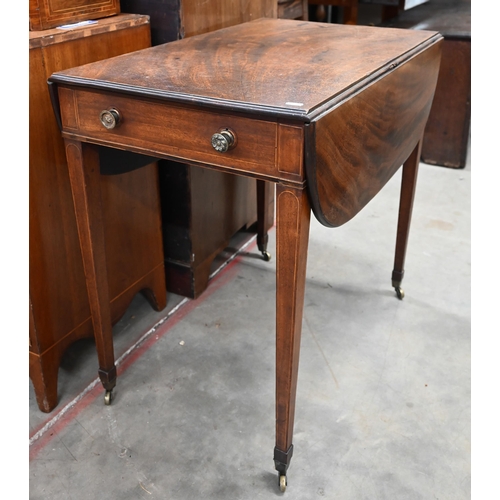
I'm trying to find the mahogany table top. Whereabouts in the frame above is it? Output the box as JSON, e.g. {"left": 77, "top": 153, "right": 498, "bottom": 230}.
{"left": 49, "top": 18, "right": 440, "bottom": 121}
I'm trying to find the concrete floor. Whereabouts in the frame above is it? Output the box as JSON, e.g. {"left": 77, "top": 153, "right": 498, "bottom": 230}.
{"left": 29, "top": 155, "right": 471, "bottom": 499}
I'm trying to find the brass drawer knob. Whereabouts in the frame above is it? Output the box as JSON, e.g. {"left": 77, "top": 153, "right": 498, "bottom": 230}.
{"left": 211, "top": 129, "right": 236, "bottom": 152}
{"left": 99, "top": 108, "right": 121, "bottom": 130}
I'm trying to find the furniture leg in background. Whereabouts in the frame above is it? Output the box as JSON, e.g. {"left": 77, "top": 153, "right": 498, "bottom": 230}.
{"left": 422, "top": 33, "right": 470, "bottom": 167}
{"left": 257, "top": 180, "right": 275, "bottom": 261}
{"left": 392, "top": 139, "right": 422, "bottom": 300}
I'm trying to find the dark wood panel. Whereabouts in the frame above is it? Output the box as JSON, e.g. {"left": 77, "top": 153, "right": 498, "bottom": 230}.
{"left": 421, "top": 39, "right": 470, "bottom": 168}
{"left": 53, "top": 19, "right": 438, "bottom": 118}
{"left": 120, "top": 0, "right": 276, "bottom": 44}
{"left": 120, "top": 0, "right": 182, "bottom": 45}
{"left": 380, "top": 0, "right": 471, "bottom": 167}
{"left": 59, "top": 88, "right": 279, "bottom": 178}
{"left": 308, "top": 42, "right": 442, "bottom": 227}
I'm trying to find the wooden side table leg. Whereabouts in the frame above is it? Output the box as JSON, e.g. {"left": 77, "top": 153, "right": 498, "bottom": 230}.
{"left": 274, "top": 184, "right": 311, "bottom": 490}
{"left": 392, "top": 140, "right": 422, "bottom": 300}
{"left": 256, "top": 180, "right": 274, "bottom": 261}
{"left": 65, "top": 139, "right": 117, "bottom": 403}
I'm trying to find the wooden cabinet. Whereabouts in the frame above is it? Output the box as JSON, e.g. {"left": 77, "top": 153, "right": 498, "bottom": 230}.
{"left": 120, "top": 0, "right": 276, "bottom": 298}
{"left": 29, "top": 14, "right": 167, "bottom": 412}
{"left": 381, "top": 0, "right": 471, "bottom": 167}
{"left": 29, "top": 0, "right": 121, "bottom": 30}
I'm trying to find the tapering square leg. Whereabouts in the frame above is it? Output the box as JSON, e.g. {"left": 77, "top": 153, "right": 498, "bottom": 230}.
{"left": 274, "top": 184, "right": 311, "bottom": 489}
{"left": 256, "top": 179, "right": 274, "bottom": 261}
{"left": 392, "top": 140, "right": 422, "bottom": 300}
{"left": 65, "top": 140, "right": 117, "bottom": 402}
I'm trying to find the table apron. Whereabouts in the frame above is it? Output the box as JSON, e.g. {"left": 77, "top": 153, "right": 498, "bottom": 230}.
{"left": 57, "top": 87, "right": 307, "bottom": 187}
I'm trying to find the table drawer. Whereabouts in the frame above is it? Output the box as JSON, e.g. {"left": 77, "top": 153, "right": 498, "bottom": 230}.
{"left": 58, "top": 87, "right": 302, "bottom": 181}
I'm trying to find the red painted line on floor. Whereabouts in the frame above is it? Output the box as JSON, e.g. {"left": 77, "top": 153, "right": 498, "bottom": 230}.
{"left": 29, "top": 238, "right": 261, "bottom": 461}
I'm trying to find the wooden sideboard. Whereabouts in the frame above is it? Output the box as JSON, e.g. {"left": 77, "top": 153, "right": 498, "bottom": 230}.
{"left": 29, "top": 14, "right": 167, "bottom": 412}
{"left": 120, "top": 0, "right": 277, "bottom": 298}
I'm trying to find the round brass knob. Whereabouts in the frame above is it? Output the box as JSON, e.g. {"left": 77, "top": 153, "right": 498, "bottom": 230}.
{"left": 99, "top": 108, "right": 121, "bottom": 130}
{"left": 211, "top": 129, "right": 236, "bottom": 153}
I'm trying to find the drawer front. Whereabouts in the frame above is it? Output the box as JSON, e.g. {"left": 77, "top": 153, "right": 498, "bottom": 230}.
{"left": 30, "top": 0, "right": 120, "bottom": 31}
{"left": 58, "top": 88, "right": 304, "bottom": 182}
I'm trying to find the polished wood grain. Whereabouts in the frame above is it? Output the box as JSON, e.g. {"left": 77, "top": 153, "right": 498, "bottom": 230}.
{"left": 422, "top": 39, "right": 470, "bottom": 168}
{"left": 49, "top": 19, "right": 442, "bottom": 483}
{"left": 120, "top": 0, "right": 276, "bottom": 45}
{"left": 257, "top": 181, "right": 276, "bottom": 256}
{"left": 307, "top": 41, "right": 441, "bottom": 227}
{"left": 29, "top": 13, "right": 149, "bottom": 48}
{"left": 51, "top": 19, "right": 439, "bottom": 119}
{"left": 30, "top": 15, "right": 166, "bottom": 413}
{"left": 29, "top": 0, "right": 120, "bottom": 31}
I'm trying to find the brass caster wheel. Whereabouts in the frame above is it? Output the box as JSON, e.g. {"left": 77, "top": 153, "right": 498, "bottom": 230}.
{"left": 395, "top": 286, "right": 405, "bottom": 300}
{"left": 279, "top": 474, "right": 287, "bottom": 492}
{"left": 262, "top": 251, "right": 271, "bottom": 262}
{"left": 104, "top": 389, "right": 113, "bottom": 405}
